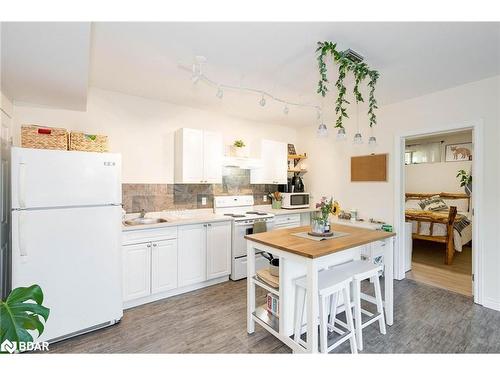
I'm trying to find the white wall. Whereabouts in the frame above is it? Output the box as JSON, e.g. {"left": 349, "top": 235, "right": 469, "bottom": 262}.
{"left": 297, "top": 75, "right": 500, "bottom": 308}
{"left": 12, "top": 87, "right": 297, "bottom": 183}
{"left": 405, "top": 161, "right": 472, "bottom": 193}
{"left": 405, "top": 131, "right": 472, "bottom": 193}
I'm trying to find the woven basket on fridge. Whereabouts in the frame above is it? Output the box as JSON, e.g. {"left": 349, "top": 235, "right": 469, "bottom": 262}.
{"left": 21, "top": 125, "right": 68, "bottom": 150}
{"left": 69, "top": 132, "right": 108, "bottom": 152}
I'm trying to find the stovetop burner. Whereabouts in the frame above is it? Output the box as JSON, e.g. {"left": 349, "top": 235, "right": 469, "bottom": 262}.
{"left": 246, "top": 211, "right": 268, "bottom": 215}
{"left": 224, "top": 213, "right": 246, "bottom": 218}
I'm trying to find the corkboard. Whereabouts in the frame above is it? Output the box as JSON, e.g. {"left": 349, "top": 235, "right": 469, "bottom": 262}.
{"left": 351, "top": 154, "right": 387, "bottom": 182}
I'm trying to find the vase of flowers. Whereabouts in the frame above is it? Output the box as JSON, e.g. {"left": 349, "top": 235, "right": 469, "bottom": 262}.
{"left": 311, "top": 197, "right": 340, "bottom": 234}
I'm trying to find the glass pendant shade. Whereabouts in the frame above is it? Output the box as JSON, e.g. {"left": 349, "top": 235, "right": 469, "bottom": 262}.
{"left": 368, "top": 136, "right": 377, "bottom": 146}
{"left": 336, "top": 127, "right": 346, "bottom": 140}
{"left": 317, "top": 123, "right": 328, "bottom": 138}
{"left": 353, "top": 132, "right": 363, "bottom": 144}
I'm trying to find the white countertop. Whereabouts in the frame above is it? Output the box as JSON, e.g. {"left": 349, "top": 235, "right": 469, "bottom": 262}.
{"left": 122, "top": 209, "right": 233, "bottom": 231}
{"left": 253, "top": 204, "right": 319, "bottom": 215}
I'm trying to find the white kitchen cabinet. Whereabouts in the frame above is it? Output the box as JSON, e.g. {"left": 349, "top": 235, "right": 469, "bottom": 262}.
{"left": 250, "top": 139, "right": 287, "bottom": 184}
{"left": 206, "top": 221, "right": 231, "bottom": 279}
{"left": 178, "top": 224, "right": 207, "bottom": 287}
{"left": 174, "top": 128, "right": 222, "bottom": 184}
{"left": 122, "top": 243, "right": 151, "bottom": 302}
{"left": 273, "top": 213, "right": 301, "bottom": 229}
{"left": 202, "top": 130, "right": 223, "bottom": 183}
{"left": 151, "top": 239, "right": 178, "bottom": 294}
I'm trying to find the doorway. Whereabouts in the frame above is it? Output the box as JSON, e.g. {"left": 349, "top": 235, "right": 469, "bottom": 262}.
{"left": 394, "top": 121, "right": 483, "bottom": 304}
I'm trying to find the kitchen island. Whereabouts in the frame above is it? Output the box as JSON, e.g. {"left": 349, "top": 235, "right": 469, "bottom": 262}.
{"left": 245, "top": 224, "right": 396, "bottom": 353}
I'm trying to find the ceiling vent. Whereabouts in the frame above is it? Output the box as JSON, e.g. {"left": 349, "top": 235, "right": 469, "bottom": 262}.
{"left": 344, "top": 49, "right": 364, "bottom": 64}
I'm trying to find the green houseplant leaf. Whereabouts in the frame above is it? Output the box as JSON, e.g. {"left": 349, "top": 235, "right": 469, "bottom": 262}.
{"left": 0, "top": 284, "right": 50, "bottom": 351}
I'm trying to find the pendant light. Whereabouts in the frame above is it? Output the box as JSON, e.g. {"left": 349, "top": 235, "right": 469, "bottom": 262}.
{"left": 336, "top": 127, "right": 346, "bottom": 140}
{"left": 353, "top": 100, "right": 363, "bottom": 145}
{"left": 368, "top": 126, "right": 377, "bottom": 146}
{"left": 316, "top": 110, "right": 328, "bottom": 138}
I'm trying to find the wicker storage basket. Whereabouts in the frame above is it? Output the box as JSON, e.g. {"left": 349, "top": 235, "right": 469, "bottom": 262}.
{"left": 21, "top": 125, "right": 68, "bottom": 150}
{"left": 69, "top": 132, "right": 108, "bottom": 152}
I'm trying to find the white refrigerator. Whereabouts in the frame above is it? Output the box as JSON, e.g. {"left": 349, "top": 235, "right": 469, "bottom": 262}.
{"left": 11, "top": 147, "right": 123, "bottom": 343}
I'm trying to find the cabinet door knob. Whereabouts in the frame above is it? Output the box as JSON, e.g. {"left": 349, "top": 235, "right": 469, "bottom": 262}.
{"left": 153, "top": 243, "right": 157, "bottom": 247}
{"left": 147, "top": 244, "right": 152, "bottom": 248}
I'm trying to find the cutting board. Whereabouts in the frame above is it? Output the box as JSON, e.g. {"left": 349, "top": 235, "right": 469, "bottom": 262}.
{"left": 256, "top": 268, "right": 279, "bottom": 289}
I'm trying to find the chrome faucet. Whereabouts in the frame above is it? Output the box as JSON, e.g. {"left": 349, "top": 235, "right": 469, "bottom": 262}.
{"left": 139, "top": 209, "right": 146, "bottom": 218}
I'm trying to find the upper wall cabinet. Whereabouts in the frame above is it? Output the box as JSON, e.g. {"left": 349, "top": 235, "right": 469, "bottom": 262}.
{"left": 250, "top": 139, "right": 287, "bottom": 184}
{"left": 174, "top": 128, "right": 223, "bottom": 184}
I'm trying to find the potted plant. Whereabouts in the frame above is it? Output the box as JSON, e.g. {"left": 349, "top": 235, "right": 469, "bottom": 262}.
{"left": 456, "top": 169, "right": 472, "bottom": 196}
{"left": 231, "top": 139, "right": 247, "bottom": 158}
{"left": 0, "top": 284, "right": 50, "bottom": 353}
{"left": 269, "top": 191, "right": 282, "bottom": 209}
{"left": 312, "top": 197, "right": 340, "bottom": 234}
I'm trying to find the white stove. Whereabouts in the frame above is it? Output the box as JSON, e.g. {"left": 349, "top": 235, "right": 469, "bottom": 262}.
{"left": 214, "top": 195, "right": 274, "bottom": 280}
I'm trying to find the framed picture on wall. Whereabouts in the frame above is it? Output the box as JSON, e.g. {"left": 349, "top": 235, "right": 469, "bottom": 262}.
{"left": 445, "top": 142, "right": 473, "bottom": 162}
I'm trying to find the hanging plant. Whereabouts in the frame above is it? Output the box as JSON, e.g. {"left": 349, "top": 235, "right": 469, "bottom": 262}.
{"left": 316, "top": 41, "right": 379, "bottom": 129}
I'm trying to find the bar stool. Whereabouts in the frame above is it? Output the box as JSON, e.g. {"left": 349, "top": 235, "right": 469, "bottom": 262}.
{"left": 328, "top": 260, "right": 386, "bottom": 351}
{"left": 293, "top": 268, "right": 358, "bottom": 354}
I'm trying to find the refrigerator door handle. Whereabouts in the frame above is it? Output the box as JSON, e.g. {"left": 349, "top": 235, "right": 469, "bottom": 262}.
{"left": 19, "top": 162, "right": 27, "bottom": 209}
{"left": 18, "top": 211, "right": 27, "bottom": 257}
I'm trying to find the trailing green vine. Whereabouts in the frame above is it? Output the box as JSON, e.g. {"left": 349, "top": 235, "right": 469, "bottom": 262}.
{"left": 316, "top": 41, "right": 379, "bottom": 129}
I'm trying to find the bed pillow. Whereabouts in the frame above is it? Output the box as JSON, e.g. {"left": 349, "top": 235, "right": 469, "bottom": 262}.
{"left": 418, "top": 196, "right": 448, "bottom": 211}
{"left": 405, "top": 199, "right": 422, "bottom": 210}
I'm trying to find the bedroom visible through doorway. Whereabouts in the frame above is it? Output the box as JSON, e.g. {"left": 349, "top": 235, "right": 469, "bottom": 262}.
{"left": 403, "top": 130, "right": 473, "bottom": 297}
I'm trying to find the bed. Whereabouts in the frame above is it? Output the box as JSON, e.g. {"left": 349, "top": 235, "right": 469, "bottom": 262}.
{"left": 405, "top": 192, "right": 472, "bottom": 265}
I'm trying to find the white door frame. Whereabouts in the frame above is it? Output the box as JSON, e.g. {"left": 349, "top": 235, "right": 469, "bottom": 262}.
{"left": 394, "top": 119, "right": 483, "bottom": 305}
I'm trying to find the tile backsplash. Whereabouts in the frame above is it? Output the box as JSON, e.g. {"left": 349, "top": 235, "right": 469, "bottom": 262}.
{"left": 122, "top": 168, "right": 278, "bottom": 213}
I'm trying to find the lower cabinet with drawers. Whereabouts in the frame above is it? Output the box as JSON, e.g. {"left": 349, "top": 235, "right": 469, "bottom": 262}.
{"left": 122, "top": 221, "right": 231, "bottom": 308}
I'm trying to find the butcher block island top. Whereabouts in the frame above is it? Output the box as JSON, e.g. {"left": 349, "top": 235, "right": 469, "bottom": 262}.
{"left": 245, "top": 224, "right": 395, "bottom": 259}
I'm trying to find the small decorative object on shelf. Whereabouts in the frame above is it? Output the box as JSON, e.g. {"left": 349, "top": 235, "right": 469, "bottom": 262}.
{"left": 266, "top": 293, "right": 279, "bottom": 317}
{"left": 311, "top": 197, "right": 340, "bottom": 235}
{"left": 269, "top": 191, "right": 282, "bottom": 209}
{"left": 230, "top": 139, "right": 247, "bottom": 157}
{"left": 288, "top": 143, "right": 296, "bottom": 155}
{"left": 338, "top": 210, "right": 351, "bottom": 220}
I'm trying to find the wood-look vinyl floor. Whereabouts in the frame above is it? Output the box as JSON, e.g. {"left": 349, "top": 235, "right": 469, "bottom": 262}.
{"left": 406, "top": 240, "right": 472, "bottom": 296}
{"left": 49, "top": 277, "right": 500, "bottom": 354}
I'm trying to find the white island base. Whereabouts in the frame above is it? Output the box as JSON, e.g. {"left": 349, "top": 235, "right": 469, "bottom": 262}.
{"left": 246, "top": 225, "right": 395, "bottom": 354}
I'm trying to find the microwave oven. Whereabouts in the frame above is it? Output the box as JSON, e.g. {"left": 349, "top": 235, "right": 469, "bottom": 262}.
{"left": 281, "top": 193, "right": 310, "bottom": 209}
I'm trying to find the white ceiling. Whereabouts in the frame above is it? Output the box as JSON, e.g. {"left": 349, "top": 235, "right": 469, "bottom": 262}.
{"left": 89, "top": 22, "right": 500, "bottom": 127}
{"left": 1, "top": 22, "right": 91, "bottom": 110}
{"left": 3, "top": 22, "right": 500, "bottom": 127}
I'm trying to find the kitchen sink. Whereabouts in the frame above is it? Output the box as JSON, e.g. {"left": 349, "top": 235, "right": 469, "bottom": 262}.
{"left": 124, "top": 217, "right": 168, "bottom": 226}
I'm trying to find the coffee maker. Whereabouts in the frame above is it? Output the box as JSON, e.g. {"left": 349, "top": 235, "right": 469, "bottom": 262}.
{"left": 291, "top": 175, "right": 305, "bottom": 192}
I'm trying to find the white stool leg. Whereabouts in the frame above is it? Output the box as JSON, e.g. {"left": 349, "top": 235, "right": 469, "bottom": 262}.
{"left": 319, "top": 295, "right": 328, "bottom": 353}
{"left": 327, "top": 292, "right": 338, "bottom": 332}
{"left": 294, "top": 285, "right": 306, "bottom": 343}
{"left": 373, "top": 274, "right": 387, "bottom": 335}
{"left": 342, "top": 285, "right": 358, "bottom": 354}
{"left": 353, "top": 279, "right": 363, "bottom": 351}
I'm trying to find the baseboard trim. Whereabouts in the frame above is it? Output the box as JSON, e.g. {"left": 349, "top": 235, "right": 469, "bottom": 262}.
{"left": 124, "top": 276, "right": 229, "bottom": 309}
{"left": 482, "top": 297, "right": 500, "bottom": 311}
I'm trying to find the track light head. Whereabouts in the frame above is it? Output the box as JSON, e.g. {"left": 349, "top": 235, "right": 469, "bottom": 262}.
{"left": 283, "top": 106, "right": 289, "bottom": 115}
{"left": 259, "top": 96, "right": 266, "bottom": 107}
{"left": 216, "top": 87, "right": 224, "bottom": 99}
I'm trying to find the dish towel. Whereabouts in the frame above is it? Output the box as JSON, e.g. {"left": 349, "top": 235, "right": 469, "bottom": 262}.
{"left": 253, "top": 220, "right": 267, "bottom": 234}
